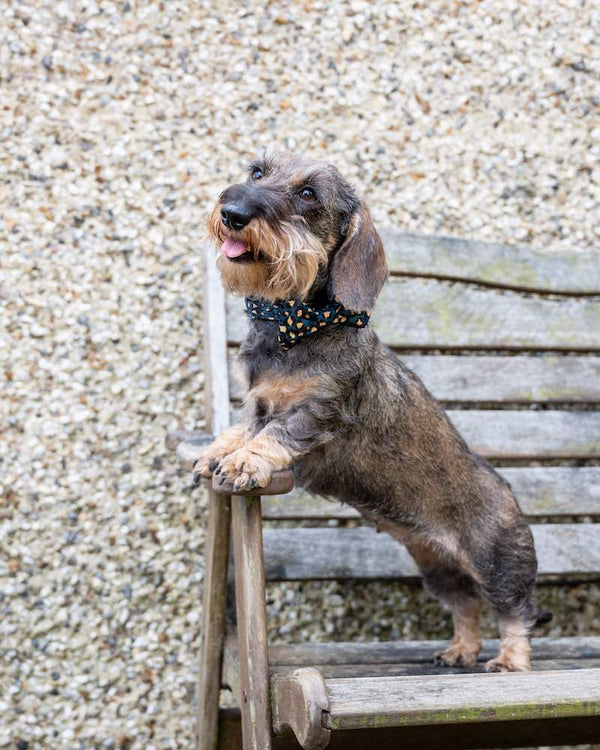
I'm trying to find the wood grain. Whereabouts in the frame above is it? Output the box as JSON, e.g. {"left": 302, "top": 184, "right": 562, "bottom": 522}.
{"left": 260, "top": 467, "right": 600, "bottom": 520}
{"left": 380, "top": 231, "right": 600, "bottom": 294}
{"left": 262, "top": 524, "right": 600, "bottom": 581}
{"left": 268, "top": 636, "right": 600, "bottom": 667}
{"left": 324, "top": 668, "right": 600, "bottom": 730}
{"left": 227, "top": 350, "right": 600, "bottom": 403}
{"left": 232, "top": 497, "right": 272, "bottom": 750}
{"left": 196, "top": 244, "right": 233, "bottom": 750}
{"left": 271, "top": 658, "right": 600, "bottom": 679}
{"left": 271, "top": 668, "right": 331, "bottom": 749}
{"left": 448, "top": 410, "right": 600, "bottom": 459}
{"left": 226, "top": 279, "right": 600, "bottom": 350}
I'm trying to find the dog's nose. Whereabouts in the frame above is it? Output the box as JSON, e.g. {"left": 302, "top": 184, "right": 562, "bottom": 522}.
{"left": 221, "top": 204, "right": 253, "bottom": 231}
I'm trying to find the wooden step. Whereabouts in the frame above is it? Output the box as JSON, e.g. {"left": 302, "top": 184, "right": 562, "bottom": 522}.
{"left": 269, "top": 660, "right": 600, "bottom": 748}
{"left": 322, "top": 668, "right": 600, "bottom": 730}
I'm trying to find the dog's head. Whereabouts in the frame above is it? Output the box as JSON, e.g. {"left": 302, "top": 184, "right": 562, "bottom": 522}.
{"left": 207, "top": 151, "right": 388, "bottom": 311}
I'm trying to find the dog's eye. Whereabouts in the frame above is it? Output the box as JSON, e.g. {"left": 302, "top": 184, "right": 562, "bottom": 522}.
{"left": 298, "top": 186, "right": 317, "bottom": 202}
{"left": 251, "top": 168, "right": 264, "bottom": 181}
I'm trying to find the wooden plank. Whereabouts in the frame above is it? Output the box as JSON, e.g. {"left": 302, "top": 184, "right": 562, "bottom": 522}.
{"left": 324, "top": 668, "right": 600, "bottom": 730}
{"left": 271, "top": 658, "right": 600, "bottom": 679}
{"left": 269, "top": 636, "right": 600, "bottom": 667}
{"left": 375, "top": 278, "right": 600, "bottom": 350}
{"left": 260, "top": 467, "right": 600, "bottom": 520}
{"left": 225, "top": 279, "right": 600, "bottom": 350}
{"left": 448, "top": 410, "right": 600, "bottom": 459}
{"left": 401, "top": 354, "right": 600, "bottom": 403}
{"left": 228, "top": 351, "right": 600, "bottom": 403}
{"left": 197, "top": 245, "right": 233, "bottom": 750}
{"left": 380, "top": 231, "right": 600, "bottom": 294}
{"left": 231, "top": 496, "right": 272, "bottom": 750}
{"left": 263, "top": 524, "right": 600, "bottom": 581}
{"left": 218, "top": 708, "right": 600, "bottom": 750}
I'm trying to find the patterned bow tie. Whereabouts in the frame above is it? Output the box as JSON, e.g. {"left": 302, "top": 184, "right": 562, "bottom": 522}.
{"left": 245, "top": 297, "right": 370, "bottom": 351}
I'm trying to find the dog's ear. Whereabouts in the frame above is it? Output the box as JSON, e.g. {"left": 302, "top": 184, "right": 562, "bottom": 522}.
{"left": 329, "top": 203, "right": 388, "bottom": 312}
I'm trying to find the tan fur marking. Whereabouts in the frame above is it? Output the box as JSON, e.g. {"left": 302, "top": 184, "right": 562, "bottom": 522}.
{"left": 207, "top": 203, "right": 328, "bottom": 301}
{"left": 486, "top": 616, "right": 532, "bottom": 672}
{"left": 217, "top": 433, "right": 295, "bottom": 491}
{"left": 435, "top": 597, "right": 482, "bottom": 667}
{"left": 250, "top": 374, "right": 332, "bottom": 414}
{"left": 193, "top": 423, "right": 251, "bottom": 478}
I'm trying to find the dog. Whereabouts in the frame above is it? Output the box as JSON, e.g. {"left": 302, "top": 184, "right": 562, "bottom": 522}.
{"left": 194, "top": 151, "right": 543, "bottom": 673}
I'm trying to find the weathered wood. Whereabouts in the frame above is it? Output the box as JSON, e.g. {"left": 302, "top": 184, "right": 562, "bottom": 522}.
{"left": 401, "top": 354, "right": 600, "bottom": 403}
{"left": 271, "top": 658, "right": 600, "bottom": 679}
{"left": 218, "top": 708, "right": 600, "bottom": 750}
{"left": 272, "top": 669, "right": 331, "bottom": 749}
{"left": 197, "top": 245, "right": 233, "bottom": 750}
{"left": 223, "top": 637, "right": 600, "bottom": 684}
{"left": 228, "top": 351, "right": 600, "bottom": 404}
{"left": 379, "top": 231, "right": 600, "bottom": 294}
{"left": 222, "top": 633, "right": 241, "bottom": 705}
{"left": 260, "top": 467, "right": 600, "bottom": 520}
{"left": 268, "top": 636, "right": 600, "bottom": 668}
{"left": 197, "top": 492, "right": 231, "bottom": 750}
{"left": 204, "top": 245, "right": 231, "bottom": 436}
{"left": 376, "top": 278, "right": 600, "bottom": 350}
{"left": 226, "top": 279, "right": 600, "bottom": 350}
{"left": 231, "top": 496, "right": 272, "bottom": 750}
{"left": 324, "top": 668, "right": 600, "bottom": 730}
{"left": 449, "top": 410, "right": 600, "bottom": 459}
{"left": 212, "top": 470, "right": 294, "bottom": 497}
{"left": 263, "top": 524, "right": 600, "bottom": 581}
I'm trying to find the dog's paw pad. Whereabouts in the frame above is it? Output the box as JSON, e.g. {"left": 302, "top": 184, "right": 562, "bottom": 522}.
{"left": 434, "top": 644, "right": 479, "bottom": 668}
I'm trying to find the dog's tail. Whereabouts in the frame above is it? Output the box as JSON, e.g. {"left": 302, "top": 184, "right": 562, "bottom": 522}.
{"left": 532, "top": 610, "right": 553, "bottom": 628}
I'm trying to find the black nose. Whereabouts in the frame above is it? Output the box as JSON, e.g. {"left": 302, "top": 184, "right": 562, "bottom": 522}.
{"left": 221, "top": 204, "right": 253, "bottom": 231}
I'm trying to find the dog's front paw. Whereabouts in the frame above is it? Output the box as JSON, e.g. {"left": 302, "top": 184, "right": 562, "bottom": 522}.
{"left": 192, "top": 446, "right": 220, "bottom": 484}
{"left": 434, "top": 641, "right": 480, "bottom": 668}
{"left": 485, "top": 655, "right": 530, "bottom": 673}
{"left": 215, "top": 449, "right": 273, "bottom": 492}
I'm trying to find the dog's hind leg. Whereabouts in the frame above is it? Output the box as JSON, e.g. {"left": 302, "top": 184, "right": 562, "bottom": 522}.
{"left": 403, "top": 539, "right": 483, "bottom": 668}
{"left": 477, "top": 521, "right": 538, "bottom": 673}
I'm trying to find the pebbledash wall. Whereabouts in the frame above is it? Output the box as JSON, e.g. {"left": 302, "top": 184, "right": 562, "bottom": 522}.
{"left": 2, "top": 2, "right": 598, "bottom": 747}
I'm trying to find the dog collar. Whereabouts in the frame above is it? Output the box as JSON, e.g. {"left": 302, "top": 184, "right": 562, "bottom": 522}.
{"left": 245, "top": 297, "right": 370, "bottom": 351}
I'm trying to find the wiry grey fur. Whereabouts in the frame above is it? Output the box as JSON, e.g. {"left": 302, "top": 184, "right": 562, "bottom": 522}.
{"left": 196, "top": 151, "right": 542, "bottom": 672}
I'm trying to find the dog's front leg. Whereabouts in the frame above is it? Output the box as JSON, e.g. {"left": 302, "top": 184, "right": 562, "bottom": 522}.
{"left": 214, "top": 380, "right": 337, "bottom": 492}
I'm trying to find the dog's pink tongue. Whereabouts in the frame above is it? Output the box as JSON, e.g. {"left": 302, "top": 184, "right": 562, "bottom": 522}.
{"left": 221, "top": 238, "right": 248, "bottom": 258}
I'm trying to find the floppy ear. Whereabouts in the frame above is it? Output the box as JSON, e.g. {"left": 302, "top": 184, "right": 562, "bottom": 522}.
{"left": 328, "top": 203, "right": 388, "bottom": 312}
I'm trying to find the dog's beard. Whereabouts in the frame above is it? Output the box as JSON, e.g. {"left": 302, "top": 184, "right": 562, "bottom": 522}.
{"left": 206, "top": 206, "right": 328, "bottom": 302}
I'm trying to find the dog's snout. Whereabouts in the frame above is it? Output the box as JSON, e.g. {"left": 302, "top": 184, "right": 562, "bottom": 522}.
{"left": 221, "top": 204, "right": 253, "bottom": 231}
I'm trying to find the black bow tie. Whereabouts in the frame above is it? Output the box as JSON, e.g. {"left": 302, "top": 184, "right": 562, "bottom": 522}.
{"left": 245, "top": 297, "right": 370, "bottom": 351}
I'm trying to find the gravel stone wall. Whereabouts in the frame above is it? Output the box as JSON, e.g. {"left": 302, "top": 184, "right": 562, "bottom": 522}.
{"left": 1, "top": 1, "right": 598, "bottom": 747}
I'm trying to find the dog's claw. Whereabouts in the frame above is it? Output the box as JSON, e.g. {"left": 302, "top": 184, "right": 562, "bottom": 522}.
{"left": 247, "top": 477, "right": 257, "bottom": 490}
{"left": 208, "top": 458, "right": 217, "bottom": 472}
{"left": 193, "top": 472, "right": 201, "bottom": 486}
